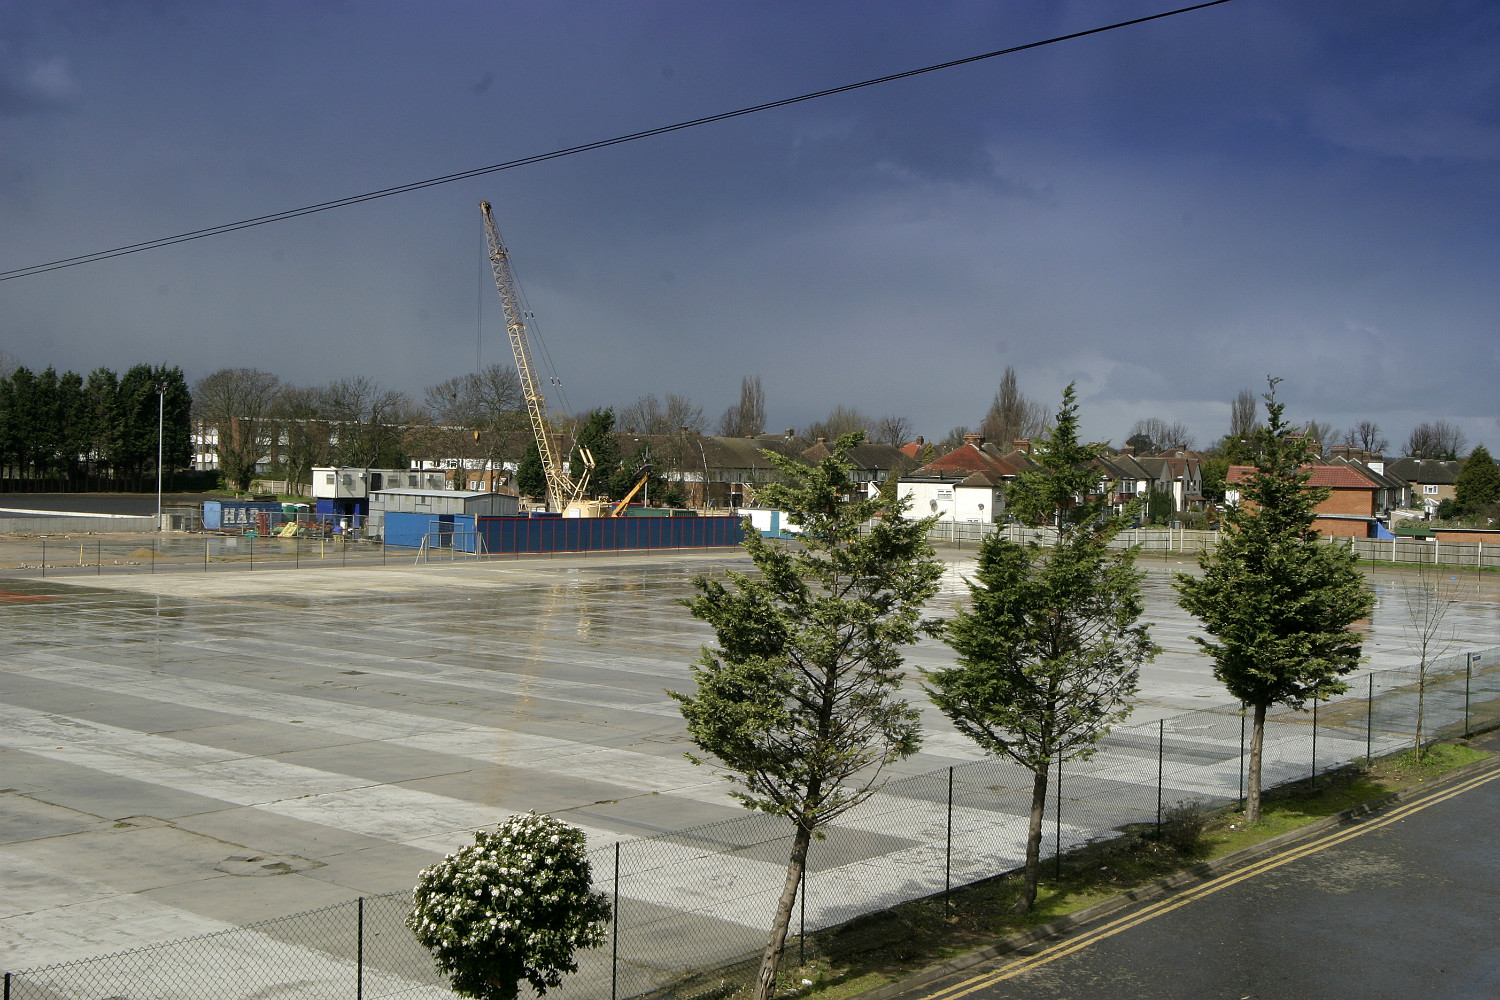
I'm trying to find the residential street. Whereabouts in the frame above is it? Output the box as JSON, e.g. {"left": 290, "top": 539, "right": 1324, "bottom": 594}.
{"left": 900, "top": 745, "right": 1500, "bottom": 1000}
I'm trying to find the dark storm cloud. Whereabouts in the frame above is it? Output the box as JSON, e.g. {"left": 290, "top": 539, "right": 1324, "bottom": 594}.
{"left": 0, "top": 0, "right": 1495, "bottom": 453}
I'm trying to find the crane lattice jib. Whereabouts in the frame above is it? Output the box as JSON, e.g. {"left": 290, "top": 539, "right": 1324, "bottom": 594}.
{"left": 480, "top": 201, "right": 587, "bottom": 510}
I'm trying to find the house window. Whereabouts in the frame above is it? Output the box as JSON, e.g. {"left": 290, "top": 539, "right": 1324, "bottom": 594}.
{"left": 470, "top": 480, "right": 480, "bottom": 491}
{"left": 324, "top": 474, "right": 334, "bottom": 486}
{"left": 1423, "top": 484, "right": 1438, "bottom": 495}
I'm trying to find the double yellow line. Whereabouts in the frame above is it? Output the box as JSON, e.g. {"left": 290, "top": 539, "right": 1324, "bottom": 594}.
{"left": 921, "top": 766, "right": 1500, "bottom": 1000}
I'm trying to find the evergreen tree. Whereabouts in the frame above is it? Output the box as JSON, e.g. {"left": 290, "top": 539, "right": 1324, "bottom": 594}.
{"left": 1175, "top": 380, "right": 1373, "bottom": 822}
{"left": 1452, "top": 444, "right": 1499, "bottom": 518}
{"left": 672, "top": 433, "right": 941, "bottom": 1000}
{"left": 927, "top": 384, "right": 1157, "bottom": 912}
{"left": 84, "top": 368, "right": 121, "bottom": 479}
{"left": 516, "top": 440, "right": 546, "bottom": 499}
{"left": 569, "top": 407, "right": 620, "bottom": 498}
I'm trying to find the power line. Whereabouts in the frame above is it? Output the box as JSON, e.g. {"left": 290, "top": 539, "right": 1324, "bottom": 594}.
{"left": 1, "top": 0, "right": 1234, "bottom": 282}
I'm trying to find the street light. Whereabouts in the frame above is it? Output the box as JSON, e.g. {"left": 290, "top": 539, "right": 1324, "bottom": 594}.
{"left": 156, "top": 382, "right": 166, "bottom": 530}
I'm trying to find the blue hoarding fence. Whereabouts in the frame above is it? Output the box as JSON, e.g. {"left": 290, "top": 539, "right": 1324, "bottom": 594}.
{"left": 477, "top": 514, "right": 744, "bottom": 554}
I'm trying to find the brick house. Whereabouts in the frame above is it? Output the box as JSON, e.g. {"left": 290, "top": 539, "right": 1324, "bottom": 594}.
{"left": 898, "top": 434, "right": 1035, "bottom": 523}
{"left": 1226, "top": 464, "right": 1381, "bottom": 538}
{"left": 1385, "top": 457, "right": 1462, "bottom": 515}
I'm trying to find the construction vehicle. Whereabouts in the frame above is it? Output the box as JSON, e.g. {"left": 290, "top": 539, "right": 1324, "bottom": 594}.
{"left": 480, "top": 201, "right": 596, "bottom": 514}
{"left": 610, "top": 471, "right": 651, "bottom": 517}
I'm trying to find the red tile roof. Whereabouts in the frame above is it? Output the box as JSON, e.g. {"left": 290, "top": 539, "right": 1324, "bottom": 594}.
{"left": 1227, "top": 465, "right": 1376, "bottom": 489}
{"left": 910, "top": 443, "right": 1025, "bottom": 478}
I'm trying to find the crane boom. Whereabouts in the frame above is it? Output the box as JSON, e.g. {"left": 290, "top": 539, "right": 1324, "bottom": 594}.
{"left": 480, "top": 201, "right": 591, "bottom": 511}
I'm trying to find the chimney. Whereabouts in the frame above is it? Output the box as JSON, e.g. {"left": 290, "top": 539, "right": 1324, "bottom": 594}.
{"left": 1013, "top": 438, "right": 1032, "bottom": 454}
{"left": 816, "top": 436, "right": 827, "bottom": 445}
{"left": 963, "top": 432, "right": 983, "bottom": 448}
{"left": 915, "top": 435, "right": 924, "bottom": 445}
{"left": 1118, "top": 445, "right": 1134, "bottom": 456}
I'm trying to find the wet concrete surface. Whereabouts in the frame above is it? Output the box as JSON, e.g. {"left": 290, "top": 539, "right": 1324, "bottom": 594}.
{"left": 0, "top": 546, "right": 1495, "bottom": 972}
{"left": 902, "top": 737, "right": 1500, "bottom": 1000}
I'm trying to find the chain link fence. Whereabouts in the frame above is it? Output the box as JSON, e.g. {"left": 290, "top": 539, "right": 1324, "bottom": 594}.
{"left": 8, "top": 648, "right": 1496, "bottom": 1000}
{"left": 921, "top": 521, "right": 1500, "bottom": 571}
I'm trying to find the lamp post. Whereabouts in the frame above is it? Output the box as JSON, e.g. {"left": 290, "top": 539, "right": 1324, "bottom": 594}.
{"left": 156, "top": 382, "right": 166, "bottom": 530}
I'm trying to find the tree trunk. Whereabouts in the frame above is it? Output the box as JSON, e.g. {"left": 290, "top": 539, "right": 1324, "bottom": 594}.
{"left": 1414, "top": 660, "right": 1427, "bottom": 762}
{"left": 1246, "top": 702, "right": 1267, "bottom": 824}
{"left": 1012, "top": 765, "right": 1050, "bottom": 913}
{"left": 754, "top": 823, "right": 813, "bottom": 1000}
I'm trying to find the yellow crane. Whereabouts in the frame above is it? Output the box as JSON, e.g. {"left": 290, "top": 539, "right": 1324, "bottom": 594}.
{"left": 480, "top": 201, "right": 595, "bottom": 513}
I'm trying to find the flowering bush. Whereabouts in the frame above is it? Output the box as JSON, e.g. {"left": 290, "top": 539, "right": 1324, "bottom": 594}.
{"left": 407, "top": 812, "right": 611, "bottom": 1000}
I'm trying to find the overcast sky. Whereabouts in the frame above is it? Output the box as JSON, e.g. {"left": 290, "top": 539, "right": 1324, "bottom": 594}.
{"left": 2, "top": 0, "right": 1495, "bottom": 453}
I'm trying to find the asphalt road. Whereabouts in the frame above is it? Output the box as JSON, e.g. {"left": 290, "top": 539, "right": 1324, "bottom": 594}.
{"left": 901, "top": 748, "right": 1500, "bottom": 1000}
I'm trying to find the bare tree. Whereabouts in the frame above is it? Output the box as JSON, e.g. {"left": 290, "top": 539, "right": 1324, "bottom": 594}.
{"left": 273, "top": 385, "right": 332, "bottom": 494}
{"left": 1126, "top": 417, "right": 1195, "bottom": 454}
{"left": 1302, "top": 420, "right": 1333, "bottom": 458}
{"left": 980, "top": 366, "right": 1049, "bottom": 445}
{"left": 1405, "top": 420, "right": 1468, "bottom": 460}
{"left": 1346, "top": 420, "right": 1389, "bottom": 453}
{"left": 621, "top": 393, "right": 705, "bottom": 436}
{"left": 1401, "top": 567, "right": 1460, "bottom": 762}
{"left": 425, "top": 364, "right": 522, "bottom": 427}
{"left": 1229, "top": 388, "right": 1259, "bottom": 440}
{"left": 872, "top": 414, "right": 913, "bottom": 447}
{"left": 717, "top": 375, "right": 766, "bottom": 437}
{"left": 192, "top": 367, "right": 281, "bottom": 491}
{"left": 803, "top": 404, "right": 870, "bottom": 442}
{"left": 321, "top": 376, "right": 419, "bottom": 468}
{"left": 937, "top": 426, "right": 972, "bottom": 452}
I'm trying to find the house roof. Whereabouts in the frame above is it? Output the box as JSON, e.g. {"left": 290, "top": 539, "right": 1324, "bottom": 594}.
{"left": 1323, "top": 456, "right": 1406, "bottom": 491}
{"left": 800, "top": 439, "right": 911, "bottom": 471}
{"left": 1385, "top": 457, "right": 1462, "bottom": 485}
{"left": 904, "top": 440, "right": 1034, "bottom": 480}
{"left": 1227, "top": 465, "right": 1376, "bottom": 490}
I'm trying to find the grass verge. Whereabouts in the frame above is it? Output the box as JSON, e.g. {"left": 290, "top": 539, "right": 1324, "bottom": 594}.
{"left": 681, "top": 738, "right": 1491, "bottom": 1000}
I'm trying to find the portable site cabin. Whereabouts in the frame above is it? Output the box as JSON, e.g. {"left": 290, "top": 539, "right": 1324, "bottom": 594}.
{"left": 312, "top": 467, "right": 449, "bottom": 520}
{"left": 372, "top": 489, "right": 519, "bottom": 549}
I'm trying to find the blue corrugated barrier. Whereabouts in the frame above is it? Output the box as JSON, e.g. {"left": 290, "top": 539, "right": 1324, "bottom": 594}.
{"left": 477, "top": 514, "right": 744, "bottom": 554}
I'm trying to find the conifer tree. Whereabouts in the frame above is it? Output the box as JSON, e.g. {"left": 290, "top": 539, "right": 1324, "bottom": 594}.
{"left": 672, "top": 432, "right": 941, "bottom": 1000}
{"left": 1175, "top": 379, "right": 1373, "bottom": 822}
{"left": 927, "top": 384, "right": 1157, "bottom": 912}
{"left": 1453, "top": 444, "right": 1499, "bottom": 518}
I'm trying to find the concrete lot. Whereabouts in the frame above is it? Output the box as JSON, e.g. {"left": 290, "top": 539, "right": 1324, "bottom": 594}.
{"left": 1, "top": 544, "right": 1497, "bottom": 975}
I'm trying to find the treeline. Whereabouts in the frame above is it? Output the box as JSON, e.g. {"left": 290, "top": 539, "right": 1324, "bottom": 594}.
{"left": 0, "top": 364, "right": 193, "bottom": 491}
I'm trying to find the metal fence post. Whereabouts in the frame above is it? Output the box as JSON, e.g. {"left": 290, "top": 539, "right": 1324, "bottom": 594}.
{"left": 945, "top": 765, "right": 953, "bottom": 914}
{"left": 41, "top": 538, "right": 45, "bottom": 578}
{"left": 295, "top": 536, "right": 300, "bottom": 569}
{"left": 612, "top": 841, "right": 620, "bottom": 1000}
{"left": 204, "top": 539, "right": 209, "bottom": 572}
{"left": 1156, "top": 719, "right": 1165, "bottom": 835}
{"left": 249, "top": 536, "right": 254, "bottom": 571}
{"left": 1311, "top": 688, "right": 1319, "bottom": 785}
{"left": 1238, "top": 702, "right": 1246, "bottom": 808}
{"left": 96, "top": 539, "right": 101, "bottom": 575}
{"left": 1367, "top": 673, "right": 1374, "bottom": 762}
{"left": 1465, "top": 653, "right": 1474, "bottom": 738}
{"left": 356, "top": 897, "right": 364, "bottom": 1000}
{"left": 1054, "top": 749, "right": 1062, "bottom": 879}
{"left": 151, "top": 540, "right": 156, "bottom": 575}
{"left": 5, "top": 969, "right": 10, "bottom": 1000}
{"left": 799, "top": 865, "right": 806, "bottom": 966}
